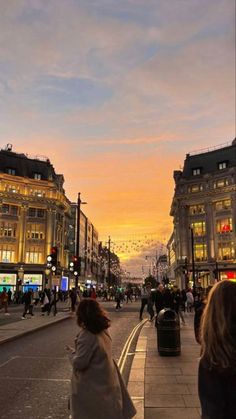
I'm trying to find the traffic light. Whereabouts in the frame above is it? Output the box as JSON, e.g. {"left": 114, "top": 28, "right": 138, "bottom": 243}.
{"left": 47, "top": 246, "right": 58, "bottom": 274}
{"left": 69, "top": 256, "right": 80, "bottom": 276}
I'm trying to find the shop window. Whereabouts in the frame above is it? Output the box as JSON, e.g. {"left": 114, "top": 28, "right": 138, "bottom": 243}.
{"left": 29, "top": 189, "right": 45, "bottom": 197}
{"left": 213, "top": 178, "right": 229, "bottom": 188}
{"left": 28, "top": 207, "right": 45, "bottom": 218}
{"left": 27, "top": 224, "right": 45, "bottom": 240}
{"left": 216, "top": 218, "right": 233, "bottom": 233}
{"left": 189, "top": 204, "right": 205, "bottom": 215}
{"left": 1, "top": 204, "right": 18, "bottom": 215}
{"left": 188, "top": 184, "right": 203, "bottom": 193}
{"left": 0, "top": 246, "right": 15, "bottom": 262}
{"left": 6, "top": 184, "right": 19, "bottom": 193}
{"left": 2, "top": 204, "right": 9, "bottom": 214}
{"left": 26, "top": 248, "right": 42, "bottom": 264}
{"left": 191, "top": 221, "right": 206, "bottom": 236}
{"left": 0, "top": 222, "right": 16, "bottom": 237}
{"left": 218, "top": 242, "right": 235, "bottom": 261}
{"left": 194, "top": 243, "right": 207, "bottom": 261}
{"left": 215, "top": 199, "right": 231, "bottom": 211}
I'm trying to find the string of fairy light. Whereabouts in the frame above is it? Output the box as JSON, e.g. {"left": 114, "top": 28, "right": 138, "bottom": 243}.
{"left": 101, "top": 232, "right": 167, "bottom": 260}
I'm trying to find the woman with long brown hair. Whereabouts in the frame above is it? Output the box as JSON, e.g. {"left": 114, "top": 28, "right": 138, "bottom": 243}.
{"left": 198, "top": 280, "right": 236, "bottom": 418}
{"left": 66, "top": 298, "right": 136, "bottom": 419}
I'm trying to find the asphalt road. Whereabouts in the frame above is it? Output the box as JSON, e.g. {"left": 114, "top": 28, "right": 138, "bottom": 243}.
{"left": 0, "top": 300, "right": 143, "bottom": 419}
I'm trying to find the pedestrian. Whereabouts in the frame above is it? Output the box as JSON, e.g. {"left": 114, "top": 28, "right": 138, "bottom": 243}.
{"left": 0, "top": 287, "right": 10, "bottom": 315}
{"left": 33, "top": 287, "right": 40, "bottom": 305}
{"left": 198, "top": 280, "right": 236, "bottom": 418}
{"left": 162, "top": 287, "right": 174, "bottom": 309}
{"left": 65, "top": 298, "right": 136, "bottom": 419}
{"left": 139, "top": 285, "right": 149, "bottom": 320}
{"left": 48, "top": 288, "right": 58, "bottom": 316}
{"left": 154, "top": 283, "right": 164, "bottom": 316}
{"left": 186, "top": 289, "right": 194, "bottom": 312}
{"left": 69, "top": 288, "right": 77, "bottom": 312}
{"left": 115, "top": 288, "right": 122, "bottom": 310}
{"left": 172, "top": 286, "right": 185, "bottom": 325}
{"left": 7, "top": 289, "right": 12, "bottom": 304}
{"left": 125, "top": 288, "right": 133, "bottom": 303}
{"left": 181, "top": 289, "right": 187, "bottom": 312}
{"left": 90, "top": 287, "right": 97, "bottom": 299}
{"left": 194, "top": 286, "right": 212, "bottom": 344}
{"left": 40, "top": 288, "right": 50, "bottom": 315}
{"left": 22, "top": 289, "right": 34, "bottom": 319}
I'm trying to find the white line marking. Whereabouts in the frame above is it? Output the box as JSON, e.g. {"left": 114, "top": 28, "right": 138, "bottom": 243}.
{"left": 0, "top": 356, "right": 19, "bottom": 368}
{"left": 0, "top": 377, "right": 70, "bottom": 382}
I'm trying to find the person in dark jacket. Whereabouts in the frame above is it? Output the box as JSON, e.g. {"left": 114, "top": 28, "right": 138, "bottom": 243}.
{"left": 22, "top": 289, "right": 34, "bottom": 319}
{"left": 154, "top": 283, "right": 164, "bottom": 316}
{"left": 194, "top": 286, "right": 212, "bottom": 344}
{"left": 198, "top": 280, "right": 236, "bottom": 418}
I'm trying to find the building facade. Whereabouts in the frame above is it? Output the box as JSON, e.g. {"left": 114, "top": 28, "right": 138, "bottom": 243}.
{"left": 68, "top": 204, "right": 99, "bottom": 285}
{"left": 169, "top": 139, "right": 236, "bottom": 289}
{"left": 0, "top": 145, "right": 71, "bottom": 291}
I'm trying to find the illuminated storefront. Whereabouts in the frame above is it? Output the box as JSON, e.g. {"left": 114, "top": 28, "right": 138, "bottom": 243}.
{"left": 23, "top": 274, "right": 43, "bottom": 291}
{"left": 0, "top": 273, "right": 16, "bottom": 291}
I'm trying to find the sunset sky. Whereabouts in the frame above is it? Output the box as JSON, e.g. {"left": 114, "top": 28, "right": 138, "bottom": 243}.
{"left": 0, "top": 0, "right": 235, "bottom": 275}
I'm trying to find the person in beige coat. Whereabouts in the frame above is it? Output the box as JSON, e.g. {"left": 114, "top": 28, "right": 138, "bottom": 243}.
{"left": 66, "top": 298, "right": 137, "bottom": 419}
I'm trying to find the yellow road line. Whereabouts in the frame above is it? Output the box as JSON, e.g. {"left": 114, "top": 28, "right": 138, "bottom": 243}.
{"left": 118, "top": 319, "right": 147, "bottom": 374}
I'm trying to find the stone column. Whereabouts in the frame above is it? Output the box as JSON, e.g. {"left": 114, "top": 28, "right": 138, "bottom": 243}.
{"left": 45, "top": 208, "right": 56, "bottom": 256}
{"left": 18, "top": 204, "right": 27, "bottom": 262}
{"left": 179, "top": 204, "right": 189, "bottom": 259}
{"left": 205, "top": 201, "right": 215, "bottom": 260}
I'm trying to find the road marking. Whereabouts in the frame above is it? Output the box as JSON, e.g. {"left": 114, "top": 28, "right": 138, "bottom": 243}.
{"left": 0, "top": 356, "right": 19, "bottom": 368}
{"left": 118, "top": 319, "right": 147, "bottom": 374}
{"left": 0, "top": 377, "right": 70, "bottom": 382}
{"left": 131, "top": 396, "right": 144, "bottom": 400}
{"left": 11, "top": 356, "right": 67, "bottom": 360}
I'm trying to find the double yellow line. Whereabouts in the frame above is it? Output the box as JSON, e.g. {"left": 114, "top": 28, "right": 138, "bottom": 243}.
{"left": 118, "top": 319, "right": 148, "bottom": 374}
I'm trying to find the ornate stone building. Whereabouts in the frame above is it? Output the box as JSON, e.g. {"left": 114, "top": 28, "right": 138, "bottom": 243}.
{"left": 0, "top": 145, "right": 71, "bottom": 291}
{"left": 169, "top": 139, "right": 236, "bottom": 289}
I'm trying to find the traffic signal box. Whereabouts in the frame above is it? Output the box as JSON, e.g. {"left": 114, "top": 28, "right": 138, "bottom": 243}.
{"left": 69, "top": 256, "right": 80, "bottom": 276}
{"left": 47, "top": 246, "right": 58, "bottom": 274}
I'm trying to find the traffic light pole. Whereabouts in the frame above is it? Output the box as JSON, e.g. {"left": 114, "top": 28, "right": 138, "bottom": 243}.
{"left": 75, "top": 193, "right": 81, "bottom": 288}
{"left": 190, "top": 227, "right": 196, "bottom": 292}
{"left": 108, "top": 236, "right": 111, "bottom": 289}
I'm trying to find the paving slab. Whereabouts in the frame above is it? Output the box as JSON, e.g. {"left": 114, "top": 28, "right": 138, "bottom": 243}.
{"left": 145, "top": 407, "right": 201, "bottom": 419}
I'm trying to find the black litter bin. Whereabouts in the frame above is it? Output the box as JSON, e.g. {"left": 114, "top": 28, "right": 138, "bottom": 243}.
{"left": 156, "top": 308, "right": 181, "bottom": 356}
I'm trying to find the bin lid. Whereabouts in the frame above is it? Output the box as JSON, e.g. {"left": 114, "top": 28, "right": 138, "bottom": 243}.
{"left": 157, "top": 308, "right": 178, "bottom": 322}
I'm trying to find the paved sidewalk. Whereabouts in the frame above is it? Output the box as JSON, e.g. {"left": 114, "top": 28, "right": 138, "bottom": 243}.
{"left": 0, "top": 308, "right": 71, "bottom": 345}
{"left": 128, "top": 313, "right": 201, "bottom": 419}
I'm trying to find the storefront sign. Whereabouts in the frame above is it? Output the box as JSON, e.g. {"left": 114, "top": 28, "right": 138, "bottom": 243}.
{"left": 23, "top": 274, "right": 43, "bottom": 286}
{"left": 61, "top": 276, "right": 69, "bottom": 291}
{"left": 0, "top": 273, "right": 16, "bottom": 285}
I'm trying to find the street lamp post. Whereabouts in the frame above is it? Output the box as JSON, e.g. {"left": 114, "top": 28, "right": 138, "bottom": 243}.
{"left": 75, "top": 192, "right": 87, "bottom": 288}
{"left": 108, "top": 236, "right": 111, "bottom": 289}
{"left": 190, "top": 227, "right": 196, "bottom": 292}
{"left": 17, "top": 265, "right": 24, "bottom": 292}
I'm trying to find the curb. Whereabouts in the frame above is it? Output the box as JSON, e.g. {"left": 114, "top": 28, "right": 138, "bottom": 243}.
{"left": 0, "top": 313, "right": 72, "bottom": 345}
{"left": 128, "top": 321, "right": 151, "bottom": 419}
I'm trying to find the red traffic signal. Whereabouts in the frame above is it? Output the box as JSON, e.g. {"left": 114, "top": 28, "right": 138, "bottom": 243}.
{"left": 51, "top": 246, "right": 58, "bottom": 255}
